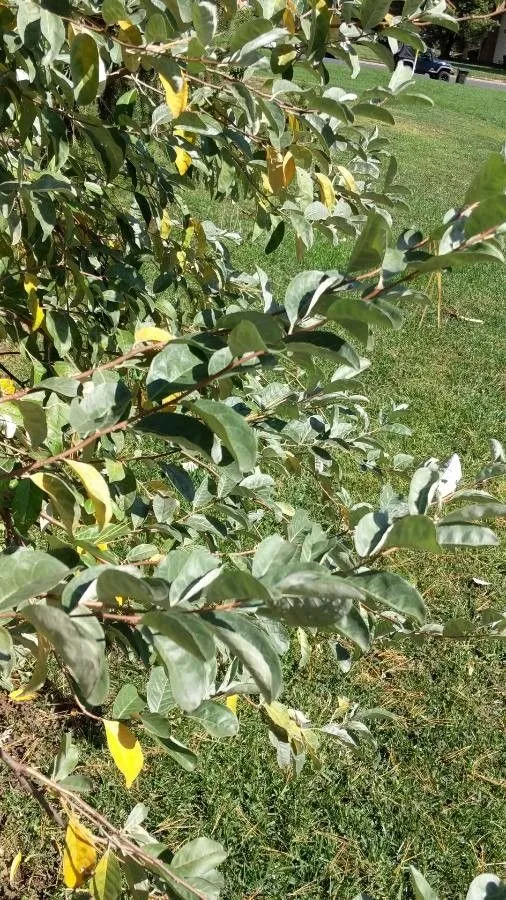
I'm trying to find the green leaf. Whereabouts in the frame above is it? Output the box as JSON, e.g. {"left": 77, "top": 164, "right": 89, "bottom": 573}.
{"left": 29, "top": 472, "right": 79, "bottom": 534}
{"left": 284, "top": 270, "right": 328, "bottom": 328}
{"left": 408, "top": 466, "right": 439, "bottom": 515}
{"left": 465, "top": 152, "right": 506, "bottom": 204}
{"left": 385, "top": 515, "right": 440, "bottom": 552}
{"left": 0, "top": 549, "right": 69, "bottom": 613}
{"left": 354, "top": 511, "right": 391, "bottom": 557}
{"left": 192, "top": 0, "right": 217, "bottom": 45}
{"left": 347, "top": 211, "right": 391, "bottom": 273}
{"left": 102, "top": 0, "right": 127, "bottom": 24}
{"left": 206, "top": 569, "right": 271, "bottom": 605}
{"left": 81, "top": 124, "right": 125, "bottom": 182}
{"left": 477, "top": 461, "right": 506, "bottom": 482}
{"left": 324, "top": 295, "right": 403, "bottom": 331}
{"left": 0, "top": 625, "right": 14, "bottom": 674}
{"left": 265, "top": 220, "right": 285, "bottom": 254}
{"left": 145, "top": 12, "right": 170, "bottom": 42}
{"left": 191, "top": 399, "right": 257, "bottom": 474}
{"left": 140, "top": 710, "right": 172, "bottom": 738}
{"left": 91, "top": 849, "right": 122, "bottom": 900}
{"left": 409, "top": 866, "right": 439, "bottom": 900}
{"left": 436, "top": 524, "right": 499, "bottom": 547}
{"left": 147, "top": 665, "right": 175, "bottom": 715}
{"left": 201, "top": 611, "right": 282, "bottom": 702}
{"left": 135, "top": 412, "right": 214, "bottom": 458}
{"left": 112, "top": 683, "right": 144, "bottom": 719}
{"left": 217, "top": 311, "right": 284, "bottom": 346}
{"left": 351, "top": 571, "right": 425, "bottom": 622}
{"left": 466, "top": 875, "right": 506, "bottom": 900}
{"left": 17, "top": 0, "right": 40, "bottom": 46}
{"left": 39, "top": 376, "right": 79, "bottom": 398}
{"left": 69, "top": 376, "right": 131, "bottom": 436}
{"left": 360, "top": 0, "right": 391, "bottom": 29}
{"left": 70, "top": 33, "right": 99, "bottom": 106}
{"left": 189, "top": 700, "right": 239, "bottom": 737}
{"left": 232, "top": 27, "right": 286, "bottom": 66}
{"left": 16, "top": 400, "right": 47, "bottom": 448}
{"left": 146, "top": 343, "right": 207, "bottom": 401}
{"left": 284, "top": 332, "right": 360, "bottom": 369}
{"left": 439, "top": 501, "right": 506, "bottom": 524}
{"left": 52, "top": 732, "right": 80, "bottom": 781}
{"left": 228, "top": 320, "right": 268, "bottom": 357}
{"left": 353, "top": 103, "right": 395, "bottom": 125}
{"left": 97, "top": 568, "right": 153, "bottom": 606}
{"left": 171, "top": 836, "right": 227, "bottom": 880}
{"left": 143, "top": 610, "right": 215, "bottom": 711}
{"left": 152, "top": 733, "right": 198, "bottom": 771}
{"left": 22, "top": 605, "right": 107, "bottom": 704}
{"left": 40, "top": 8, "right": 65, "bottom": 63}
{"left": 12, "top": 478, "right": 42, "bottom": 533}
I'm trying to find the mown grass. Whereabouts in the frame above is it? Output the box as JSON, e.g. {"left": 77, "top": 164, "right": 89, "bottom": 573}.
{"left": 1, "top": 70, "right": 505, "bottom": 899}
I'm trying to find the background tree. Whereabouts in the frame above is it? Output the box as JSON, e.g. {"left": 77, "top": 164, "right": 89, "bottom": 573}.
{"left": 0, "top": 0, "right": 505, "bottom": 895}
{"left": 424, "top": 0, "right": 500, "bottom": 57}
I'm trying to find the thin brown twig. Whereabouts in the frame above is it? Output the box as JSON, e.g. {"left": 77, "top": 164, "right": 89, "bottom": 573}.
{"left": 0, "top": 745, "right": 65, "bottom": 828}
{"left": 0, "top": 746, "right": 208, "bottom": 899}
{"left": 0, "top": 342, "right": 164, "bottom": 406}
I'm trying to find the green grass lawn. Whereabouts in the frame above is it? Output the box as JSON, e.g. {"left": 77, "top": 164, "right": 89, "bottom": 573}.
{"left": 1, "top": 69, "right": 505, "bottom": 899}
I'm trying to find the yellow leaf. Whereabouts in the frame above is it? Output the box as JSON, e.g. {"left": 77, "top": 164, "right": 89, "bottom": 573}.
{"left": 97, "top": 542, "right": 108, "bottom": 551}
{"left": 283, "top": 7, "right": 295, "bottom": 32}
{"left": 24, "top": 273, "right": 44, "bottom": 330}
{"left": 282, "top": 151, "right": 295, "bottom": 187}
{"left": 9, "top": 851, "right": 22, "bottom": 887}
{"left": 225, "top": 694, "right": 238, "bottom": 714}
{"left": 160, "top": 72, "right": 189, "bottom": 119}
{"left": 315, "top": 172, "right": 336, "bottom": 210}
{"left": 337, "top": 164, "right": 357, "bottom": 193}
{"left": 287, "top": 113, "right": 300, "bottom": 134}
{"left": 174, "top": 147, "right": 192, "bottom": 176}
{"left": 91, "top": 848, "right": 122, "bottom": 900}
{"left": 159, "top": 209, "right": 172, "bottom": 239}
{"left": 147, "top": 553, "right": 163, "bottom": 564}
{"left": 0, "top": 377, "right": 16, "bottom": 396}
{"left": 263, "top": 700, "right": 305, "bottom": 746}
{"left": 174, "top": 127, "right": 196, "bottom": 145}
{"left": 64, "top": 460, "right": 112, "bottom": 528}
{"left": 266, "top": 146, "right": 285, "bottom": 193}
{"left": 23, "top": 272, "right": 38, "bottom": 295}
{"left": 62, "top": 816, "right": 97, "bottom": 889}
{"left": 103, "top": 719, "right": 144, "bottom": 788}
{"left": 29, "top": 295, "right": 45, "bottom": 331}
{"left": 161, "top": 391, "right": 183, "bottom": 407}
{"left": 9, "top": 636, "right": 49, "bottom": 701}
{"left": 118, "top": 21, "right": 141, "bottom": 43}
{"left": 266, "top": 148, "right": 295, "bottom": 193}
{"left": 134, "top": 326, "right": 173, "bottom": 344}
{"left": 9, "top": 687, "right": 38, "bottom": 702}
{"left": 261, "top": 172, "right": 273, "bottom": 195}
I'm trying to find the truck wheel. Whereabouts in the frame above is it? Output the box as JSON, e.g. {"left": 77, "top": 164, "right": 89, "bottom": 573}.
{"left": 438, "top": 71, "right": 450, "bottom": 81}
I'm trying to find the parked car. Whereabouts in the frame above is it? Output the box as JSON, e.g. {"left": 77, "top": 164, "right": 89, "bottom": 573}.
{"left": 413, "top": 49, "right": 455, "bottom": 80}
{"left": 395, "top": 45, "right": 455, "bottom": 81}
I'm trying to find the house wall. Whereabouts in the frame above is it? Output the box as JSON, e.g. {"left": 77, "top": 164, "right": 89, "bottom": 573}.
{"left": 493, "top": 12, "right": 506, "bottom": 64}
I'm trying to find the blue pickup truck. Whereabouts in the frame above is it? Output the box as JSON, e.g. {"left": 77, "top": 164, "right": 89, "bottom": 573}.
{"left": 395, "top": 45, "right": 455, "bottom": 81}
